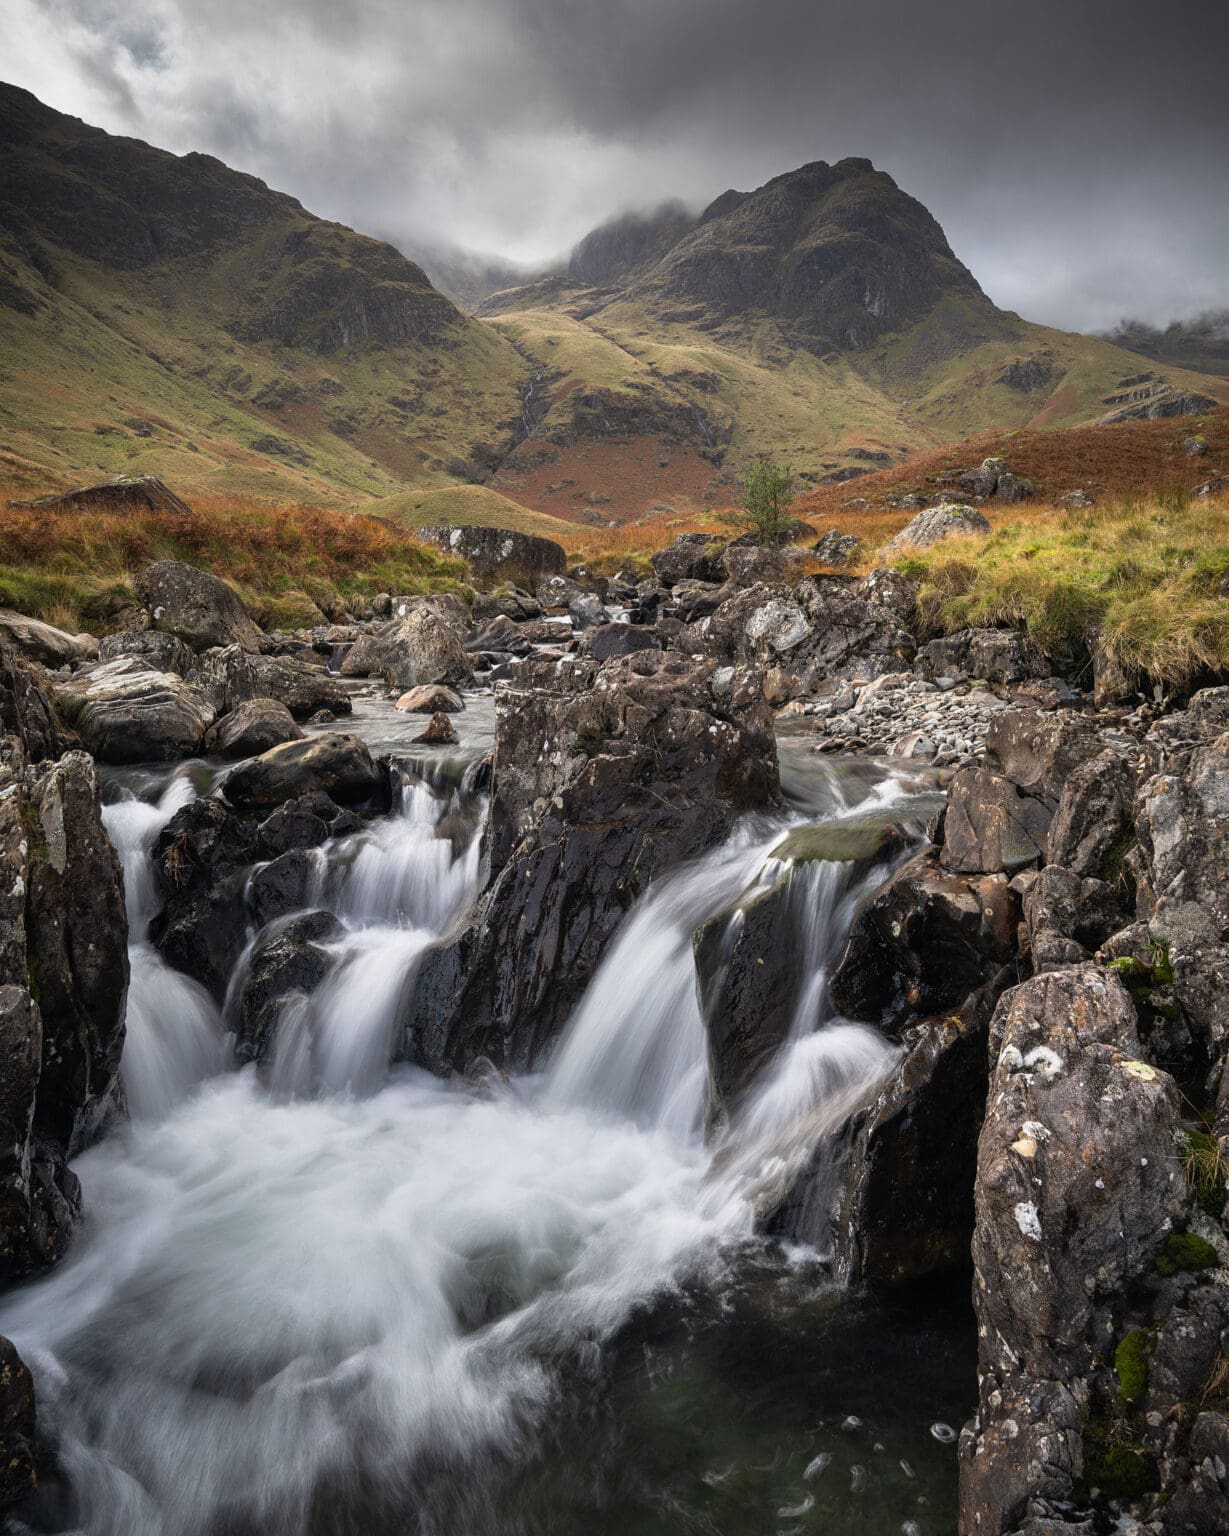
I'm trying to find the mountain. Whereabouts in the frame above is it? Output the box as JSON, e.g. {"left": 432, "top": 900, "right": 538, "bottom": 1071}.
{"left": 1, "top": 86, "right": 1224, "bottom": 519}
{"left": 0, "top": 83, "right": 526, "bottom": 501}
{"left": 474, "top": 160, "right": 1228, "bottom": 520}
{"left": 1102, "top": 313, "right": 1229, "bottom": 379}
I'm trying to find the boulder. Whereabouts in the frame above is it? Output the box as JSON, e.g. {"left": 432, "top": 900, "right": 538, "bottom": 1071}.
{"left": 1136, "top": 732, "right": 1229, "bottom": 939}
{"left": 678, "top": 573, "right": 916, "bottom": 700}
{"left": 984, "top": 708, "right": 1103, "bottom": 810}
{"left": 650, "top": 536, "right": 726, "bottom": 587}
{"left": 394, "top": 684, "right": 465, "bottom": 713}
{"left": 415, "top": 524, "right": 565, "bottom": 588}
{"left": 470, "top": 589, "right": 542, "bottom": 623}
{"left": 959, "top": 966, "right": 1185, "bottom": 1535}
{"left": 378, "top": 604, "right": 474, "bottom": 691}
{"left": 0, "top": 639, "right": 73, "bottom": 763}
{"left": 830, "top": 846, "right": 1019, "bottom": 1031}
{"left": 880, "top": 503, "right": 991, "bottom": 559}
{"left": 918, "top": 628, "right": 1050, "bottom": 685}
{"left": 408, "top": 650, "right": 781, "bottom": 1072}
{"left": 7, "top": 473, "right": 192, "bottom": 518}
{"left": 941, "top": 767, "right": 1052, "bottom": 875}
{"left": 222, "top": 734, "right": 384, "bottom": 812}
{"left": 414, "top": 712, "right": 458, "bottom": 745}
{"left": 536, "top": 574, "right": 606, "bottom": 629}
{"left": 188, "top": 647, "right": 352, "bottom": 721}
{"left": 462, "top": 614, "right": 528, "bottom": 655}
{"left": 995, "top": 470, "right": 1036, "bottom": 503}
{"left": 669, "top": 580, "right": 729, "bottom": 623}
{"left": 135, "top": 559, "right": 263, "bottom": 652}
{"left": 1023, "top": 865, "right": 1126, "bottom": 972}
{"left": 235, "top": 911, "right": 344, "bottom": 1068}
{"left": 205, "top": 698, "right": 303, "bottom": 759}
{"left": 959, "top": 457, "right": 1007, "bottom": 499}
{"left": 52, "top": 657, "right": 216, "bottom": 763}
{"left": 580, "top": 622, "right": 662, "bottom": 662}
{"left": 812, "top": 529, "right": 862, "bottom": 567}
{"left": 0, "top": 609, "right": 96, "bottom": 668}
{"left": 1045, "top": 748, "right": 1136, "bottom": 879}
{"left": 98, "top": 629, "right": 194, "bottom": 675}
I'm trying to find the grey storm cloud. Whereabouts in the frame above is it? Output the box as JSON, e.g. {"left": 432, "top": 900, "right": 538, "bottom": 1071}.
{"left": 5, "top": 0, "right": 1228, "bottom": 330}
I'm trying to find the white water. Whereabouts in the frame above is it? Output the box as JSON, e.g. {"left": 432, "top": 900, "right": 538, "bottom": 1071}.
{"left": 2, "top": 752, "right": 930, "bottom": 1536}
{"left": 102, "top": 776, "right": 227, "bottom": 1124}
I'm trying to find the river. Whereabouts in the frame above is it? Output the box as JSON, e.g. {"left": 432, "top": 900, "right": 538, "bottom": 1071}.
{"left": 0, "top": 689, "right": 972, "bottom": 1536}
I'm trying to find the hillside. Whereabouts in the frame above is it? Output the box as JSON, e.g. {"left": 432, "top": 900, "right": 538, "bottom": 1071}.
{"left": 364, "top": 483, "right": 578, "bottom": 540}
{"left": 477, "top": 161, "right": 1229, "bottom": 519}
{"left": 2, "top": 89, "right": 1225, "bottom": 524}
{"left": 0, "top": 83, "right": 527, "bottom": 501}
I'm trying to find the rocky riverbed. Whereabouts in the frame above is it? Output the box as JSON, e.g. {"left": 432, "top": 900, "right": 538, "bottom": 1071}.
{"left": 0, "top": 520, "right": 1227, "bottom": 1535}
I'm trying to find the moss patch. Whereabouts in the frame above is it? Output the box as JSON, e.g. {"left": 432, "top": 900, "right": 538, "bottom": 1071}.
{"left": 1114, "top": 1329, "right": 1153, "bottom": 1405}
{"left": 1155, "top": 1232, "right": 1220, "bottom": 1277}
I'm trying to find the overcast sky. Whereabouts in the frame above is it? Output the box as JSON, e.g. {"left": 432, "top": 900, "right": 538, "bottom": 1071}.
{"left": 6, "top": 0, "right": 1228, "bottom": 331}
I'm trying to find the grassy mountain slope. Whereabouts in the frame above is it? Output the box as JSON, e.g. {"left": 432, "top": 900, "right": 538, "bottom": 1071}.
{"left": 365, "top": 483, "right": 578, "bottom": 539}
{"left": 477, "top": 161, "right": 1228, "bottom": 512}
{"left": 0, "top": 83, "right": 527, "bottom": 501}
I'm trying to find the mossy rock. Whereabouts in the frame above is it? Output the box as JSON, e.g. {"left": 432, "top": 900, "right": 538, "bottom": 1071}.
{"left": 769, "top": 816, "right": 902, "bottom": 866}
{"left": 1093, "top": 1445, "right": 1159, "bottom": 1500}
{"left": 1114, "top": 1328, "right": 1152, "bottom": 1405}
{"left": 1155, "top": 1231, "right": 1220, "bottom": 1277}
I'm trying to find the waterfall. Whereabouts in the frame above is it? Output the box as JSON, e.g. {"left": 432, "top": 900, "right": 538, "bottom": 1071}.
{"left": 103, "top": 774, "right": 227, "bottom": 1123}
{"left": 1, "top": 733, "right": 958, "bottom": 1536}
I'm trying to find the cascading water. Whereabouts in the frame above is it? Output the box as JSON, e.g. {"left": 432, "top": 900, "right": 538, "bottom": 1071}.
{"left": 0, "top": 715, "right": 969, "bottom": 1536}
{"left": 102, "top": 774, "right": 228, "bottom": 1123}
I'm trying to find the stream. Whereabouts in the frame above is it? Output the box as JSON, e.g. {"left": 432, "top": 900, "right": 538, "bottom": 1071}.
{"left": 0, "top": 691, "right": 973, "bottom": 1536}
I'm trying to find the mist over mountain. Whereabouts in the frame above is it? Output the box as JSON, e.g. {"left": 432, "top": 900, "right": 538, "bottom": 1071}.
{"left": 1101, "top": 312, "right": 1229, "bottom": 378}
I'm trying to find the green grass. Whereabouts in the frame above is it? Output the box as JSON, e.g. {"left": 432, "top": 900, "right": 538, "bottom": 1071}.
{"left": 892, "top": 489, "right": 1229, "bottom": 688}
{"left": 0, "top": 494, "right": 469, "bottom": 633}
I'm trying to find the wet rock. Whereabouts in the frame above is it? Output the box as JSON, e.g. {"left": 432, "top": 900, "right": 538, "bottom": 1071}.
{"left": 414, "top": 712, "right": 458, "bottom": 745}
{"left": 98, "top": 629, "right": 194, "bottom": 675}
{"left": 669, "top": 579, "right": 729, "bottom": 623}
{"left": 235, "top": 911, "right": 344, "bottom": 1067}
{"left": 537, "top": 574, "right": 606, "bottom": 629}
{"left": 0, "top": 609, "right": 96, "bottom": 668}
{"left": 414, "top": 650, "right": 780, "bottom": 1072}
{"left": 830, "top": 1002, "right": 995, "bottom": 1283}
{"left": 959, "top": 965, "right": 1185, "bottom": 1536}
{"left": 248, "top": 850, "right": 314, "bottom": 928}
{"left": 415, "top": 524, "right": 565, "bottom": 587}
{"left": 830, "top": 846, "right": 1019, "bottom": 1031}
{"left": 52, "top": 657, "right": 216, "bottom": 763}
{"left": 394, "top": 684, "right": 465, "bottom": 713}
{"left": 942, "top": 766, "right": 1053, "bottom": 875}
{"left": 581, "top": 622, "right": 662, "bottom": 662}
{"left": 919, "top": 628, "right": 1050, "bottom": 685}
{"left": 881, "top": 503, "right": 991, "bottom": 559}
{"left": 152, "top": 797, "right": 257, "bottom": 999}
{"left": 0, "top": 1334, "right": 37, "bottom": 1507}
{"left": 222, "top": 734, "right": 384, "bottom": 812}
{"left": 21, "top": 752, "right": 129, "bottom": 1152}
{"left": 134, "top": 559, "right": 263, "bottom": 653}
{"left": 205, "top": 698, "right": 303, "bottom": 759}
{"left": 255, "top": 794, "right": 334, "bottom": 859}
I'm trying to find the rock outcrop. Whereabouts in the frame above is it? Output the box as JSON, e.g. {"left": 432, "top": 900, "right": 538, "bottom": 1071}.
{"left": 415, "top": 524, "right": 565, "bottom": 587}
{"left": 404, "top": 649, "right": 780, "bottom": 1072}
{"left": 52, "top": 657, "right": 216, "bottom": 763}
{"left": 135, "top": 560, "right": 263, "bottom": 653}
